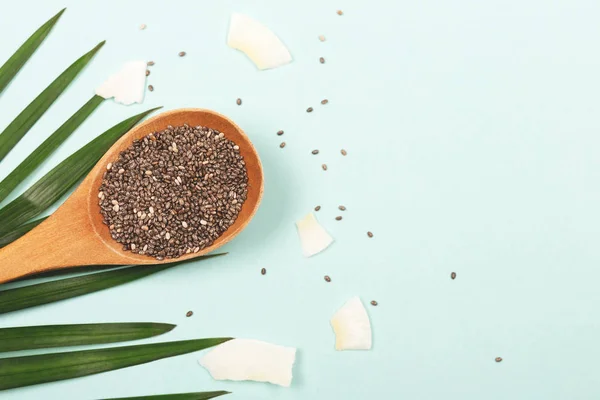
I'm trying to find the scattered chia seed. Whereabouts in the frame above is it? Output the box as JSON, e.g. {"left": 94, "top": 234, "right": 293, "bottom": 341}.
{"left": 335, "top": 216, "right": 342, "bottom": 221}
{"left": 341, "top": 149, "right": 347, "bottom": 156}
{"left": 320, "top": 57, "right": 325, "bottom": 64}
{"left": 324, "top": 275, "right": 331, "bottom": 282}
{"left": 371, "top": 300, "right": 378, "bottom": 306}
{"left": 319, "top": 35, "right": 326, "bottom": 42}
{"left": 280, "top": 142, "right": 286, "bottom": 148}
{"left": 146, "top": 70, "right": 150, "bottom": 76}
{"left": 321, "top": 99, "right": 328, "bottom": 105}
{"left": 179, "top": 51, "right": 186, "bottom": 57}
{"left": 261, "top": 268, "right": 266, "bottom": 275}
{"left": 277, "top": 130, "right": 284, "bottom": 136}
{"left": 338, "top": 205, "right": 346, "bottom": 211}
{"left": 322, "top": 164, "right": 328, "bottom": 171}
{"left": 186, "top": 311, "right": 193, "bottom": 317}
{"left": 147, "top": 61, "right": 155, "bottom": 66}
{"left": 307, "top": 107, "right": 314, "bottom": 113}
{"left": 451, "top": 272, "right": 457, "bottom": 280}
{"left": 367, "top": 231, "right": 374, "bottom": 238}
{"left": 495, "top": 357, "right": 503, "bottom": 363}
{"left": 98, "top": 124, "right": 248, "bottom": 260}
{"left": 236, "top": 98, "right": 242, "bottom": 105}
{"left": 315, "top": 205, "right": 321, "bottom": 211}
{"left": 148, "top": 85, "right": 154, "bottom": 92}
{"left": 312, "top": 150, "right": 319, "bottom": 155}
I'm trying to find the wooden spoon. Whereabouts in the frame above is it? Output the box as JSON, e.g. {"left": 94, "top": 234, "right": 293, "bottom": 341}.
{"left": 0, "top": 109, "right": 264, "bottom": 283}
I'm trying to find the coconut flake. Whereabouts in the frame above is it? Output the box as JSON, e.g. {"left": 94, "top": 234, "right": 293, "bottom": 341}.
{"left": 227, "top": 13, "right": 292, "bottom": 70}
{"left": 95, "top": 61, "right": 147, "bottom": 105}
{"left": 295, "top": 213, "right": 333, "bottom": 257}
{"left": 199, "top": 339, "right": 296, "bottom": 387}
{"left": 331, "top": 297, "right": 372, "bottom": 351}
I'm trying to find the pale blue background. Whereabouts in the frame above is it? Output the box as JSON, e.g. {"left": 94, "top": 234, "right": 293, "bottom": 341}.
{"left": 1, "top": 0, "right": 600, "bottom": 399}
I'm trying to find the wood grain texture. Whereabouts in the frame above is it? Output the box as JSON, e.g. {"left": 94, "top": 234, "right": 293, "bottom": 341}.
{"left": 0, "top": 109, "right": 264, "bottom": 283}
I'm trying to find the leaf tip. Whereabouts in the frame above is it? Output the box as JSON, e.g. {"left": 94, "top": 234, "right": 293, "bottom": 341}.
{"left": 205, "top": 252, "right": 228, "bottom": 260}
{"left": 211, "top": 392, "right": 232, "bottom": 399}
{"left": 47, "top": 8, "right": 67, "bottom": 25}
{"left": 91, "top": 40, "right": 107, "bottom": 53}
{"left": 55, "top": 8, "right": 67, "bottom": 19}
{"left": 138, "top": 106, "right": 163, "bottom": 119}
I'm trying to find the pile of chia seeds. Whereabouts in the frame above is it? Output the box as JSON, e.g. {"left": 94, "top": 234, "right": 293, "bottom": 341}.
{"left": 98, "top": 124, "right": 248, "bottom": 260}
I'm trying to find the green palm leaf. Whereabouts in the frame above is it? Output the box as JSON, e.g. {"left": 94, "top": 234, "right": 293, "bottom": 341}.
{"left": 0, "top": 322, "right": 175, "bottom": 352}
{"left": 0, "top": 8, "right": 238, "bottom": 396}
{"left": 0, "top": 107, "right": 160, "bottom": 234}
{"left": 0, "top": 9, "right": 65, "bottom": 95}
{"left": 0, "top": 95, "right": 104, "bottom": 203}
{"left": 14, "top": 263, "right": 120, "bottom": 282}
{"left": 0, "top": 337, "right": 232, "bottom": 390}
{"left": 0, "top": 254, "right": 225, "bottom": 314}
{"left": 100, "top": 391, "right": 230, "bottom": 400}
{"left": 0, "top": 40, "right": 104, "bottom": 161}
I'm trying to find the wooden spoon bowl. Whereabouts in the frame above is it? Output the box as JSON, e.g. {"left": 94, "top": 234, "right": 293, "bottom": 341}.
{"left": 0, "top": 109, "right": 264, "bottom": 283}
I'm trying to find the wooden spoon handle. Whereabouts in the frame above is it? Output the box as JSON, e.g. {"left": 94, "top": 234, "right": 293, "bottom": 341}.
{"left": 0, "top": 205, "right": 102, "bottom": 283}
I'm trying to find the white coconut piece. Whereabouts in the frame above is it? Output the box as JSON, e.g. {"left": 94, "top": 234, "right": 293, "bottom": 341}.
{"left": 199, "top": 339, "right": 296, "bottom": 387}
{"left": 295, "top": 213, "right": 333, "bottom": 257}
{"left": 331, "top": 297, "right": 372, "bottom": 351}
{"left": 227, "top": 13, "right": 292, "bottom": 70}
{"left": 95, "top": 61, "right": 147, "bottom": 105}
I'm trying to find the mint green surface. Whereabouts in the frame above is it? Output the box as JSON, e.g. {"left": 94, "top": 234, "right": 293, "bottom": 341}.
{"left": 1, "top": 1, "right": 600, "bottom": 399}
